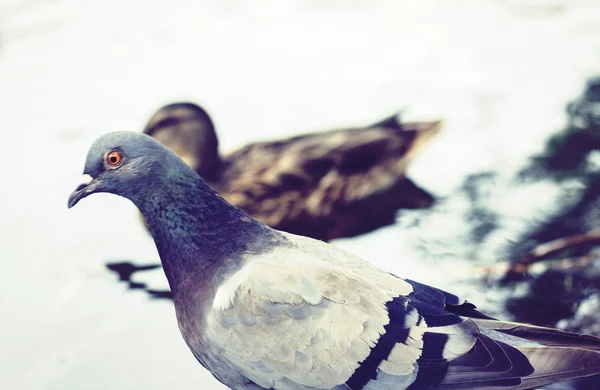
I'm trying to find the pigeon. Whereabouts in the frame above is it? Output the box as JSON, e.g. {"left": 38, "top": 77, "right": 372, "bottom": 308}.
{"left": 69, "top": 131, "right": 600, "bottom": 390}
{"left": 141, "top": 102, "right": 440, "bottom": 241}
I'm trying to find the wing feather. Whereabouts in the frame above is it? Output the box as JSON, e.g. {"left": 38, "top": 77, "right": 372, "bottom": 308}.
{"left": 205, "top": 235, "right": 600, "bottom": 389}
{"left": 206, "top": 246, "right": 414, "bottom": 389}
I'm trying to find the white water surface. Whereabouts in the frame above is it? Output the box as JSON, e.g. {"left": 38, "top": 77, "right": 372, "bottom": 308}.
{"left": 1, "top": 0, "right": 600, "bottom": 389}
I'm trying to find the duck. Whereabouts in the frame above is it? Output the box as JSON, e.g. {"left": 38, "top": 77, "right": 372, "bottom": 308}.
{"left": 68, "top": 131, "right": 600, "bottom": 390}
{"left": 141, "top": 102, "right": 442, "bottom": 241}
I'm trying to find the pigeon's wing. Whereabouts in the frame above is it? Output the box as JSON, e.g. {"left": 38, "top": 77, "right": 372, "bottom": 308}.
{"left": 204, "top": 245, "right": 490, "bottom": 390}
{"left": 205, "top": 238, "right": 600, "bottom": 390}
{"left": 206, "top": 253, "right": 408, "bottom": 389}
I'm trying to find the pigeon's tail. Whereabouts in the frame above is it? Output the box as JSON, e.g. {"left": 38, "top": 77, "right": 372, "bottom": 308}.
{"left": 398, "top": 280, "right": 600, "bottom": 389}
{"left": 435, "top": 318, "right": 600, "bottom": 390}
{"left": 516, "top": 347, "right": 600, "bottom": 389}
{"left": 473, "top": 318, "right": 600, "bottom": 351}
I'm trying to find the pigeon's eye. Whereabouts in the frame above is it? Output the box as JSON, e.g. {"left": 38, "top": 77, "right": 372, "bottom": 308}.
{"left": 106, "top": 151, "right": 123, "bottom": 166}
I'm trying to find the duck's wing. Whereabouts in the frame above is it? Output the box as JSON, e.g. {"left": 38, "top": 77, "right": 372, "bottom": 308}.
{"left": 221, "top": 117, "right": 442, "bottom": 198}
{"left": 218, "top": 118, "right": 442, "bottom": 239}
{"left": 204, "top": 239, "right": 600, "bottom": 389}
{"left": 328, "top": 118, "right": 441, "bottom": 208}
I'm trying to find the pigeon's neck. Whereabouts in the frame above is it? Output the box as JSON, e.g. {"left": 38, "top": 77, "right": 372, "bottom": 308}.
{"left": 132, "top": 169, "right": 284, "bottom": 298}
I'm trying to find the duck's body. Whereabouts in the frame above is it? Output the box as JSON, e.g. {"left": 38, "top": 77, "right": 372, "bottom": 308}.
{"left": 143, "top": 103, "right": 440, "bottom": 241}
{"left": 69, "top": 132, "right": 600, "bottom": 390}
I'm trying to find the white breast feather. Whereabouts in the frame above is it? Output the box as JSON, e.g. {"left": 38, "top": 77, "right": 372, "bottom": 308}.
{"left": 206, "top": 233, "right": 417, "bottom": 389}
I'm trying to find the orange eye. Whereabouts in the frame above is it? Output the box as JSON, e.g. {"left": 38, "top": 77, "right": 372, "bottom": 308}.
{"left": 106, "top": 151, "right": 123, "bottom": 166}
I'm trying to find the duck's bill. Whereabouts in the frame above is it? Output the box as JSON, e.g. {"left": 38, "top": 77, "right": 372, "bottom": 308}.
{"left": 68, "top": 174, "right": 96, "bottom": 208}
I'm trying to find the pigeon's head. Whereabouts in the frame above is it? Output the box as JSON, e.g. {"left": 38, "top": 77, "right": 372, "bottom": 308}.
{"left": 68, "top": 131, "right": 195, "bottom": 208}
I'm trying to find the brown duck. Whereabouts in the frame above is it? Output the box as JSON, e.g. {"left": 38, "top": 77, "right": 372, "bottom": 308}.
{"left": 142, "top": 102, "right": 442, "bottom": 241}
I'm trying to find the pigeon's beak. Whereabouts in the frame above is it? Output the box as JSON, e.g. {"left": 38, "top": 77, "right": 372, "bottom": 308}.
{"left": 68, "top": 174, "right": 97, "bottom": 208}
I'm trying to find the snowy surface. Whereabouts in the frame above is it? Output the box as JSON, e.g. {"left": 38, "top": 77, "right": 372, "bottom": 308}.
{"left": 2, "top": 0, "right": 600, "bottom": 389}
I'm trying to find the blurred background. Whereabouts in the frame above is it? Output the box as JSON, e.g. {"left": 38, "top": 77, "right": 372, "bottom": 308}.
{"left": 2, "top": 0, "right": 600, "bottom": 389}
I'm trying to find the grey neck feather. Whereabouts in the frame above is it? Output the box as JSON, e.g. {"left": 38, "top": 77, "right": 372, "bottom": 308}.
{"left": 128, "top": 158, "right": 285, "bottom": 298}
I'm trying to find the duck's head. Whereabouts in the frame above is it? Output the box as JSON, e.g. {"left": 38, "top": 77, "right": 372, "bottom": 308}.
{"left": 67, "top": 131, "right": 199, "bottom": 209}
{"left": 143, "top": 102, "right": 222, "bottom": 182}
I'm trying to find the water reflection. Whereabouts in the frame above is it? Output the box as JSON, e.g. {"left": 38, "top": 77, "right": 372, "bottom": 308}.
{"left": 499, "top": 76, "right": 600, "bottom": 334}
{"left": 404, "top": 75, "right": 600, "bottom": 335}
{"left": 506, "top": 259, "right": 600, "bottom": 327}
{"left": 106, "top": 261, "right": 172, "bottom": 300}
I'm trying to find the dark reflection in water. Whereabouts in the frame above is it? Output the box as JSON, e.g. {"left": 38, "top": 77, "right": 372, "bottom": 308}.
{"left": 106, "top": 261, "right": 172, "bottom": 300}
{"left": 460, "top": 171, "right": 501, "bottom": 258}
{"left": 506, "top": 260, "right": 600, "bottom": 327}
{"left": 409, "top": 75, "right": 600, "bottom": 336}
{"left": 501, "top": 76, "right": 600, "bottom": 334}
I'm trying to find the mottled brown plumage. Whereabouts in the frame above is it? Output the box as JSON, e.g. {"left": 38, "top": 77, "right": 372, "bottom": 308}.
{"left": 143, "top": 102, "right": 442, "bottom": 241}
